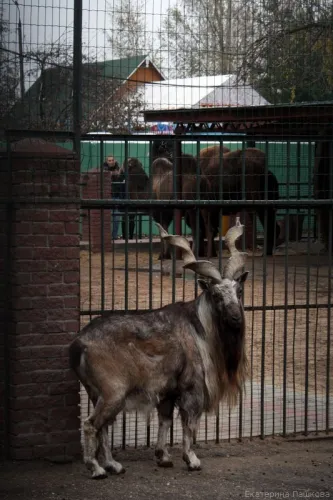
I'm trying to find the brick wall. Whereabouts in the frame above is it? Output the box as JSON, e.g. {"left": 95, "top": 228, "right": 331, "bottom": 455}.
{"left": 81, "top": 168, "right": 112, "bottom": 252}
{"left": 0, "top": 138, "right": 81, "bottom": 460}
{"left": 0, "top": 150, "right": 9, "bottom": 458}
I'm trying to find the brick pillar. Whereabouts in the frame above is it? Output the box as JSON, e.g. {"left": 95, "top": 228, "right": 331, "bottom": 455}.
{"left": 0, "top": 148, "right": 9, "bottom": 459}
{"left": 1, "top": 138, "right": 81, "bottom": 460}
{"left": 81, "top": 168, "right": 112, "bottom": 252}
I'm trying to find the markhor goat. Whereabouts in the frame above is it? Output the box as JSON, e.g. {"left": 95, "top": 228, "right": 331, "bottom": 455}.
{"left": 69, "top": 222, "right": 249, "bottom": 479}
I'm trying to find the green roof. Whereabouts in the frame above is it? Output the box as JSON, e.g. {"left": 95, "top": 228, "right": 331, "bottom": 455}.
{"left": 8, "top": 55, "right": 158, "bottom": 131}
{"left": 94, "top": 54, "right": 149, "bottom": 82}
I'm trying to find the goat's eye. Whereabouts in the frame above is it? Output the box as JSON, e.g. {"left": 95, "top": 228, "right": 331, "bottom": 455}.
{"left": 236, "top": 285, "right": 243, "bottom": 298}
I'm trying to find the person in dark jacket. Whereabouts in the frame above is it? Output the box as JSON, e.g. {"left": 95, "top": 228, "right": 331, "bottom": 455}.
{"left": 103, "top": 156, "right": 135, "bottom": 240}
{"left": 103, "top": 156, "right": 125, "bottom": 239}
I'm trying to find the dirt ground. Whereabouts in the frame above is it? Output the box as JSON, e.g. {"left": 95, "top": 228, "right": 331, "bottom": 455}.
{"left": 1, "top": 437, "right": 333, "bottom": 500}
{"left": 80, "top": 246, "right": 333, "bottom": 395}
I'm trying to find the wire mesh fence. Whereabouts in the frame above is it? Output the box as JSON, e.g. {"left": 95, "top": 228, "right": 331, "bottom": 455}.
{"left": 2, "top": 0, "right": 333, "bottom": 451}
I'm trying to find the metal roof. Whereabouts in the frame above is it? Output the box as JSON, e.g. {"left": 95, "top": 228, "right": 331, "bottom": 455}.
{"left": 143, "top": 75, "right": 268, "bottom": 111}
{"left": 143, "top": 102, "right": 333, "bottom": 137}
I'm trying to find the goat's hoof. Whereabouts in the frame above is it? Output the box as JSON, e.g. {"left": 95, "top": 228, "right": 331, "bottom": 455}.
{"left": 187, "top": 463, "right": 202, "bottom": 472}
{"left": 157, "top": 458, "right": 173, "bottom": 468}
{"left": 105, "top": 462, "right": 125, "bottom": 474}
{"left": 92, "top": 467, "right": 107, "bottom": 479}
{"left": 184, "top": 455, "right": 201, "bottom": 471}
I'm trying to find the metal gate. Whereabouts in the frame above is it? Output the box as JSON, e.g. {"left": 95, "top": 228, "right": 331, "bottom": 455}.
{"left": 79, "top": 134, "right": 333, "bottom": 449}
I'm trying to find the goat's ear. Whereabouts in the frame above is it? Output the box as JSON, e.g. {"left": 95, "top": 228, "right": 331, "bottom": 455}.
{"left": 197, "top": 278, "right": 209, "bottom": 291}
{"left": 236, "top": 271, "right": 249, "bottom": 284}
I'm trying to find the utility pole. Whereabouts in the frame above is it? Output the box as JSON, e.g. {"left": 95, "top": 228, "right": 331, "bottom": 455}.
{"left": 12, "top": 0, "right": 25, "bottom": 100}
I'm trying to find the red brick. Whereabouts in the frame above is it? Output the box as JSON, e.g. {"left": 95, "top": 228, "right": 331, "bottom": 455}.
{"left": 65, "top": 222, "right": 79, "bottom": 234}
{"left": 31, "top": 297, "right": 64, "bottom": 310}
{"left": 11, "top": 273, "right": 31, "bottom": 285}
{"left": 31, "top": 345, "right": 68, "bottom": 358}
{"left": 14, "top": 261, "right": 48, "bottom": 272}
{"left": 66, "top": 441, "right": 82, "bottom": 457}
{"left": 10, "top": 447, "right": 34, "bottom": 460}
{"left": 9, "top": 322, "right": 32, "bottom": 335}
{"left": 33, "top": 272, "right": 63, "bottom": 285}
{"left": 29, "top": 322, "right": 66, "bottom": 334}
{"left": 11, "top": 298, "right": 32, "bottom": 310}
{"left": 12, "top": 357, "right": 70, "bottom": 372}
{"left": 64, "top": 271, "right": 79, "bottom": 284}
{"left": 32, "top": 222, "right": 64, "bottom": 235}
{"left": 48, "top": 417, "right": 79, "bottom": 431}
{"left": 32, "top": 248, "right": 66, "bottom": 260}
{"left": 14, "top": 209, "right": 48, "bottom": 222}
{"left": 11, "top": 285, "right": 47, "bottom": 298}
{"left": 11, "top": 248, "right": 33, "bottom": 260}
{"left": 64, "top": 296, "right": 80, "bottom": 308}
{"left": 66, "top": 247, "right": 80, "bottom": 259}
{"left": 10, "top": 347, "right": 31, "bottom": 360}
{"left": 64, "top": 320, "right": 80, "bottom": 333}
{"left": 64, "top": 393, "right": 80, "bottom": 406}
{"left": 49, "top": 210, "right": 79, "bottom": 222}
{"left": 49, "top": 406, "right": 79, "bottom": 419}
{"left": 48, "top": 284, "right": 78, "bottom": 296}
{"left": 47, "top": 260, "right": 79, "bottom": 272}
{"left": 9, "top": 408, "right": 47, "bottom": 423}
{"left": 10, "top": 395, "right": 64, "bottom": 410}
{"left": 12, "top": 309, "right": 48, "bottom": 323}
{"left": 48, "top": 430, "right": 79, "bottom": 445}
{"left": 13, "top": 222, "right": 32, "bottom": 234}
{"left": 10, "top": 383, "right": 49, "bottom": 397}
{"left": 9, "top": 332, "right": 72, "bottom": 347}
{"left": 33, "top": 444, "right": 66, "bottom": 459}
{"left": 49, "top": 235, "right": 80, "bottom": 247}
{"left": 11, "top": 420, "right": 49, "bottom": 435}
{"left": 11, "top": 433, "right": 47, "bottom": 447}
{"left": 14, "top": 235, "right": 48, "bottom": 247}
{"left": 48, "top": 381, "right": 79, "bottom": 395}
{"left": 48, "top": 308, "right": 77, "bottom": 321}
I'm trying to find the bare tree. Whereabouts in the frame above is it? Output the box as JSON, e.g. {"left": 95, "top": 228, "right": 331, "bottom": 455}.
{"left": 236, "top": 0, "right": 333, "bottom": 103}
{"left": 105, "top": 0, "right": 162, "bottom": 67}
{"left": 0, "top": 13, "right": 19, "bottom": 127}
{"left": 8, "top": 34, "right": 144, "bottom": 133}
{"left": 159, "top": 0, "right": 252, "bottom": 78}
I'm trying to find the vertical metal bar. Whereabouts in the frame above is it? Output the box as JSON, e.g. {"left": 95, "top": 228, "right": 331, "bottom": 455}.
{"left": 172, "top": 140, "right": 177, "bottom": 304}
{"left": 292, "top": 266, "right": 297, "bottom": 435}
{"left": 218, "top": 139, "right": 224, "bottom": 274}
{"left": 124, "top": 139, "right": 129, "bottom": 312}
{"left": 216, "top": 405, "right": 220, "bottom": 444}
{"left": 88, "top": 210, "right": 92, "bottom": 318}
{"left": 135, "top": 412, "right": 138, "bottom": 448}
{"left": 73, "top": 0, "right": 82, "bottom": 155}
{"left": 296, "top": 141, "right": 301, "bottom": 201}
{"left": 326, "top": 140, "right": 333, "bottom": 433}
{"left": 4, "top": 139, "right": 12, "bottom": 458}
{"left": 271, "top": 240, "right": 276, "bottom": 436}
{"left": 260, "top": 141, "right": 268, "bottom": 439}
{"left": 304, "top": 141, "right": 312, "bottom": 436}
{"left": 122, "top": 412, "right": 126, "bottom": 450}
{"left": 314, "top": 266, "right": 319, "bottom": 435}
{"left": 283, "top": 140, "right": 290, "bottom": 437}
{"left": 100, "top": 141, "right": 105, "bottom": 313}
{"left": 250, "top": 224, "right": 255, "bottom": 440}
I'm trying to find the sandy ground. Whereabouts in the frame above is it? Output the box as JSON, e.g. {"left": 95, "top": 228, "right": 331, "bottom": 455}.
{"left": 80, "top": 246, "right": 333, "bottom": 395}
{"left": 1, "top": 437, "right": 333, "bottom": 500}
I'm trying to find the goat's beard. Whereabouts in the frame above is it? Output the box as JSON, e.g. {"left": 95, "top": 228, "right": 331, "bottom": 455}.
{"left": 216, "top": 303, "right": 245, "bottom": 383}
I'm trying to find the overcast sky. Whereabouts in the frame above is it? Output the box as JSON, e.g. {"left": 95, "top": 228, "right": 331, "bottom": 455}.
{"left": 6, "top": 0, "right": 175, "bottom": 57}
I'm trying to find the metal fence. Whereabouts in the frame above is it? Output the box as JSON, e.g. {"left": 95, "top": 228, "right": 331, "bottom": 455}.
{"left": 79, "top": 133, "right": 333, "bottom": 447}
{"left": 2, "top": 0, "right": 333, "bottom": 449}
